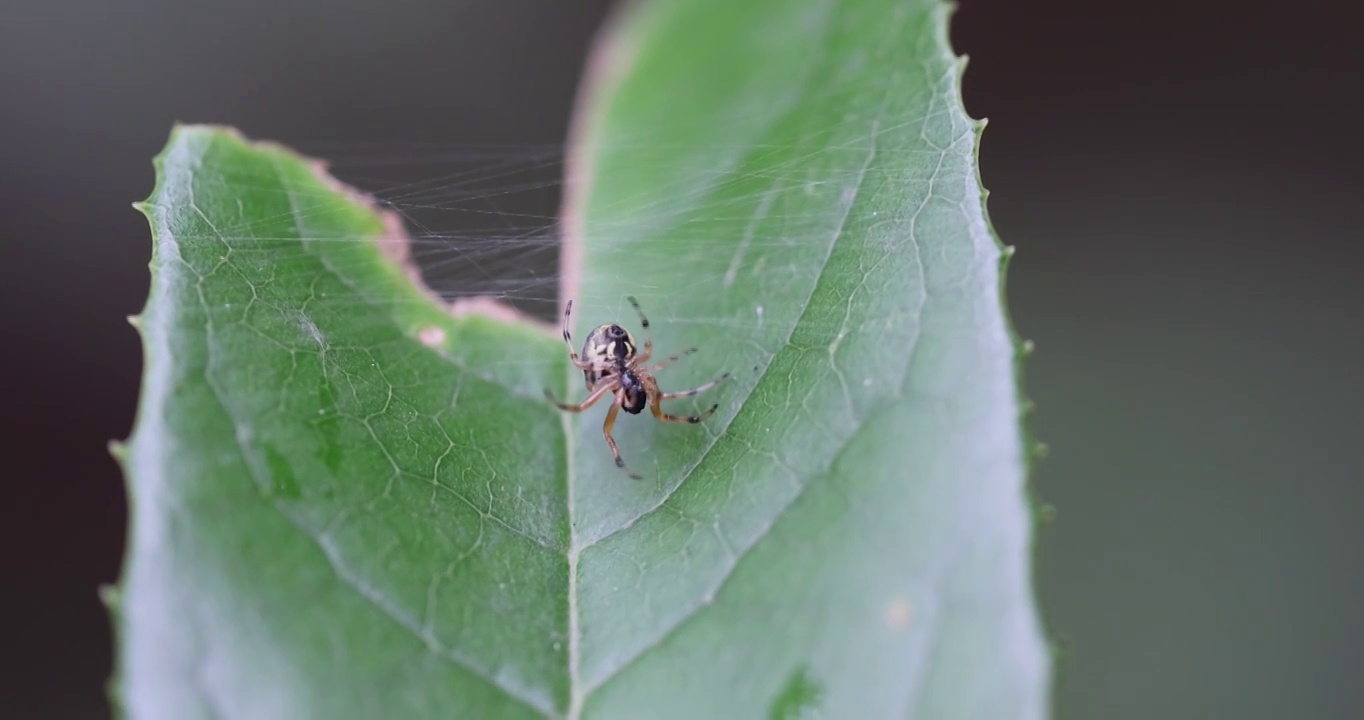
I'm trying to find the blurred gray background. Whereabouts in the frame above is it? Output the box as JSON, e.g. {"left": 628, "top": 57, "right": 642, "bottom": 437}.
{"left": 2, "top": 0, "right": 1360, "bottom": 718}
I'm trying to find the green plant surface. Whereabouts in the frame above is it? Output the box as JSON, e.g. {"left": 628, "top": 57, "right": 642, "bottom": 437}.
{"left": 112, "top": 0, "right": 1048, "bottom": 717}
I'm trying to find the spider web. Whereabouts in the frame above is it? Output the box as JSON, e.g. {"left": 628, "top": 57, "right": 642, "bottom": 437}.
{"left": 269, "top": 123, "right": 916, "bottom": 360}
{"left": 318, "top": 141, "right": 571, "bottom": 321}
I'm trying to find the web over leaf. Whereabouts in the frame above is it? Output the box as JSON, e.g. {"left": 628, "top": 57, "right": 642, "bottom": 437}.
{"left": 112, "top": 0, "right": 1048, "bottom": 718}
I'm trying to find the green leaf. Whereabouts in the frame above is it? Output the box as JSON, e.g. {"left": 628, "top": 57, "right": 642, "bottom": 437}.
{"left": 113, "top": 0, "right": 1048, "bottom": 717}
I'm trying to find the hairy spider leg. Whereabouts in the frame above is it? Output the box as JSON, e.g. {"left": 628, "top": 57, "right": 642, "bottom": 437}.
{"left": 659, "top": 372, "right": 730, "bottom": 400}
{"left": 642, "top": 347, "right": 697, "bottom": 373}
{"left": 602, "top": 398, "right": 642, "bottom": 479}
{"left": 560, "top": 299, "right": 591, "bottom": 369}
{"left": 645, "top": 377, "right": 720, "bottom": 424}
{"left": 543, "top": 381, "right": 615, "bottom": 412}
{"left": 626, "top": 295, "right": 653, "bottom": 364}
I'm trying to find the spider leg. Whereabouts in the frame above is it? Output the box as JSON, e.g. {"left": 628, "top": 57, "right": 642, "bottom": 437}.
{"left": 647, "top": 377, "right": 720, "bottom": 424}
{"left": 659, "top": 372, "right": 730, "bottom": 400}
{"left": 603, "top": 397, "right": 642, "bottom": 479}
{"left": 544, "top": 381, "right": 615, "bottom": 412}
{"left": 639, "top": 346, "right": 697, "bottom": 372}
{"left": 626, "top": 295, "right": 653, "bottom": 364}
{"left": 561, "top": 299, "right": 591, "bottom": 370}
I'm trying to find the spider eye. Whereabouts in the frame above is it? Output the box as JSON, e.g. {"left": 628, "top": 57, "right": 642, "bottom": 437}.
{"left": 607, "top": 324, "right": 626, "bottom": 338}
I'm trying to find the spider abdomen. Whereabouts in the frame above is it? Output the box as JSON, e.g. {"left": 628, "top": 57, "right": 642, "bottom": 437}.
{"left": 584, "top": 366, "right": 612, "bottom": 389}
{"left": 582, "top": 323, "right": 636, "bottom": 366}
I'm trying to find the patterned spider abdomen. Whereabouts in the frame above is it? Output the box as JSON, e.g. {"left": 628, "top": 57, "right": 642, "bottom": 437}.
{"left": 581, "top": 323, "right": 637, "bottom": 388}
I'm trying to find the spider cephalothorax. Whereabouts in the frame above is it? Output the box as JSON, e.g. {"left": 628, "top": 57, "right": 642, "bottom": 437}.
{"left": 544, "top": 296, "right": 728, "bottom": 479}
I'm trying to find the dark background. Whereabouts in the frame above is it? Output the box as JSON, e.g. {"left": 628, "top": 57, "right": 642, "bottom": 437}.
{"left": 3, "top": 0, "right": 1361, "bottom": 717}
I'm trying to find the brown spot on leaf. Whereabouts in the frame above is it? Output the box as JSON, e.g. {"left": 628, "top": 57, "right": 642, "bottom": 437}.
{"left": 885, "top": 597, "right": 913, "bottom": 630}
{"left": 418, "top": 326, "right": 446, "bottom": 347}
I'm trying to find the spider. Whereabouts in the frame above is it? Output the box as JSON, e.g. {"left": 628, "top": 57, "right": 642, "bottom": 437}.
{"left": 544, "top": 296, "right": 729, "bottom": 479}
